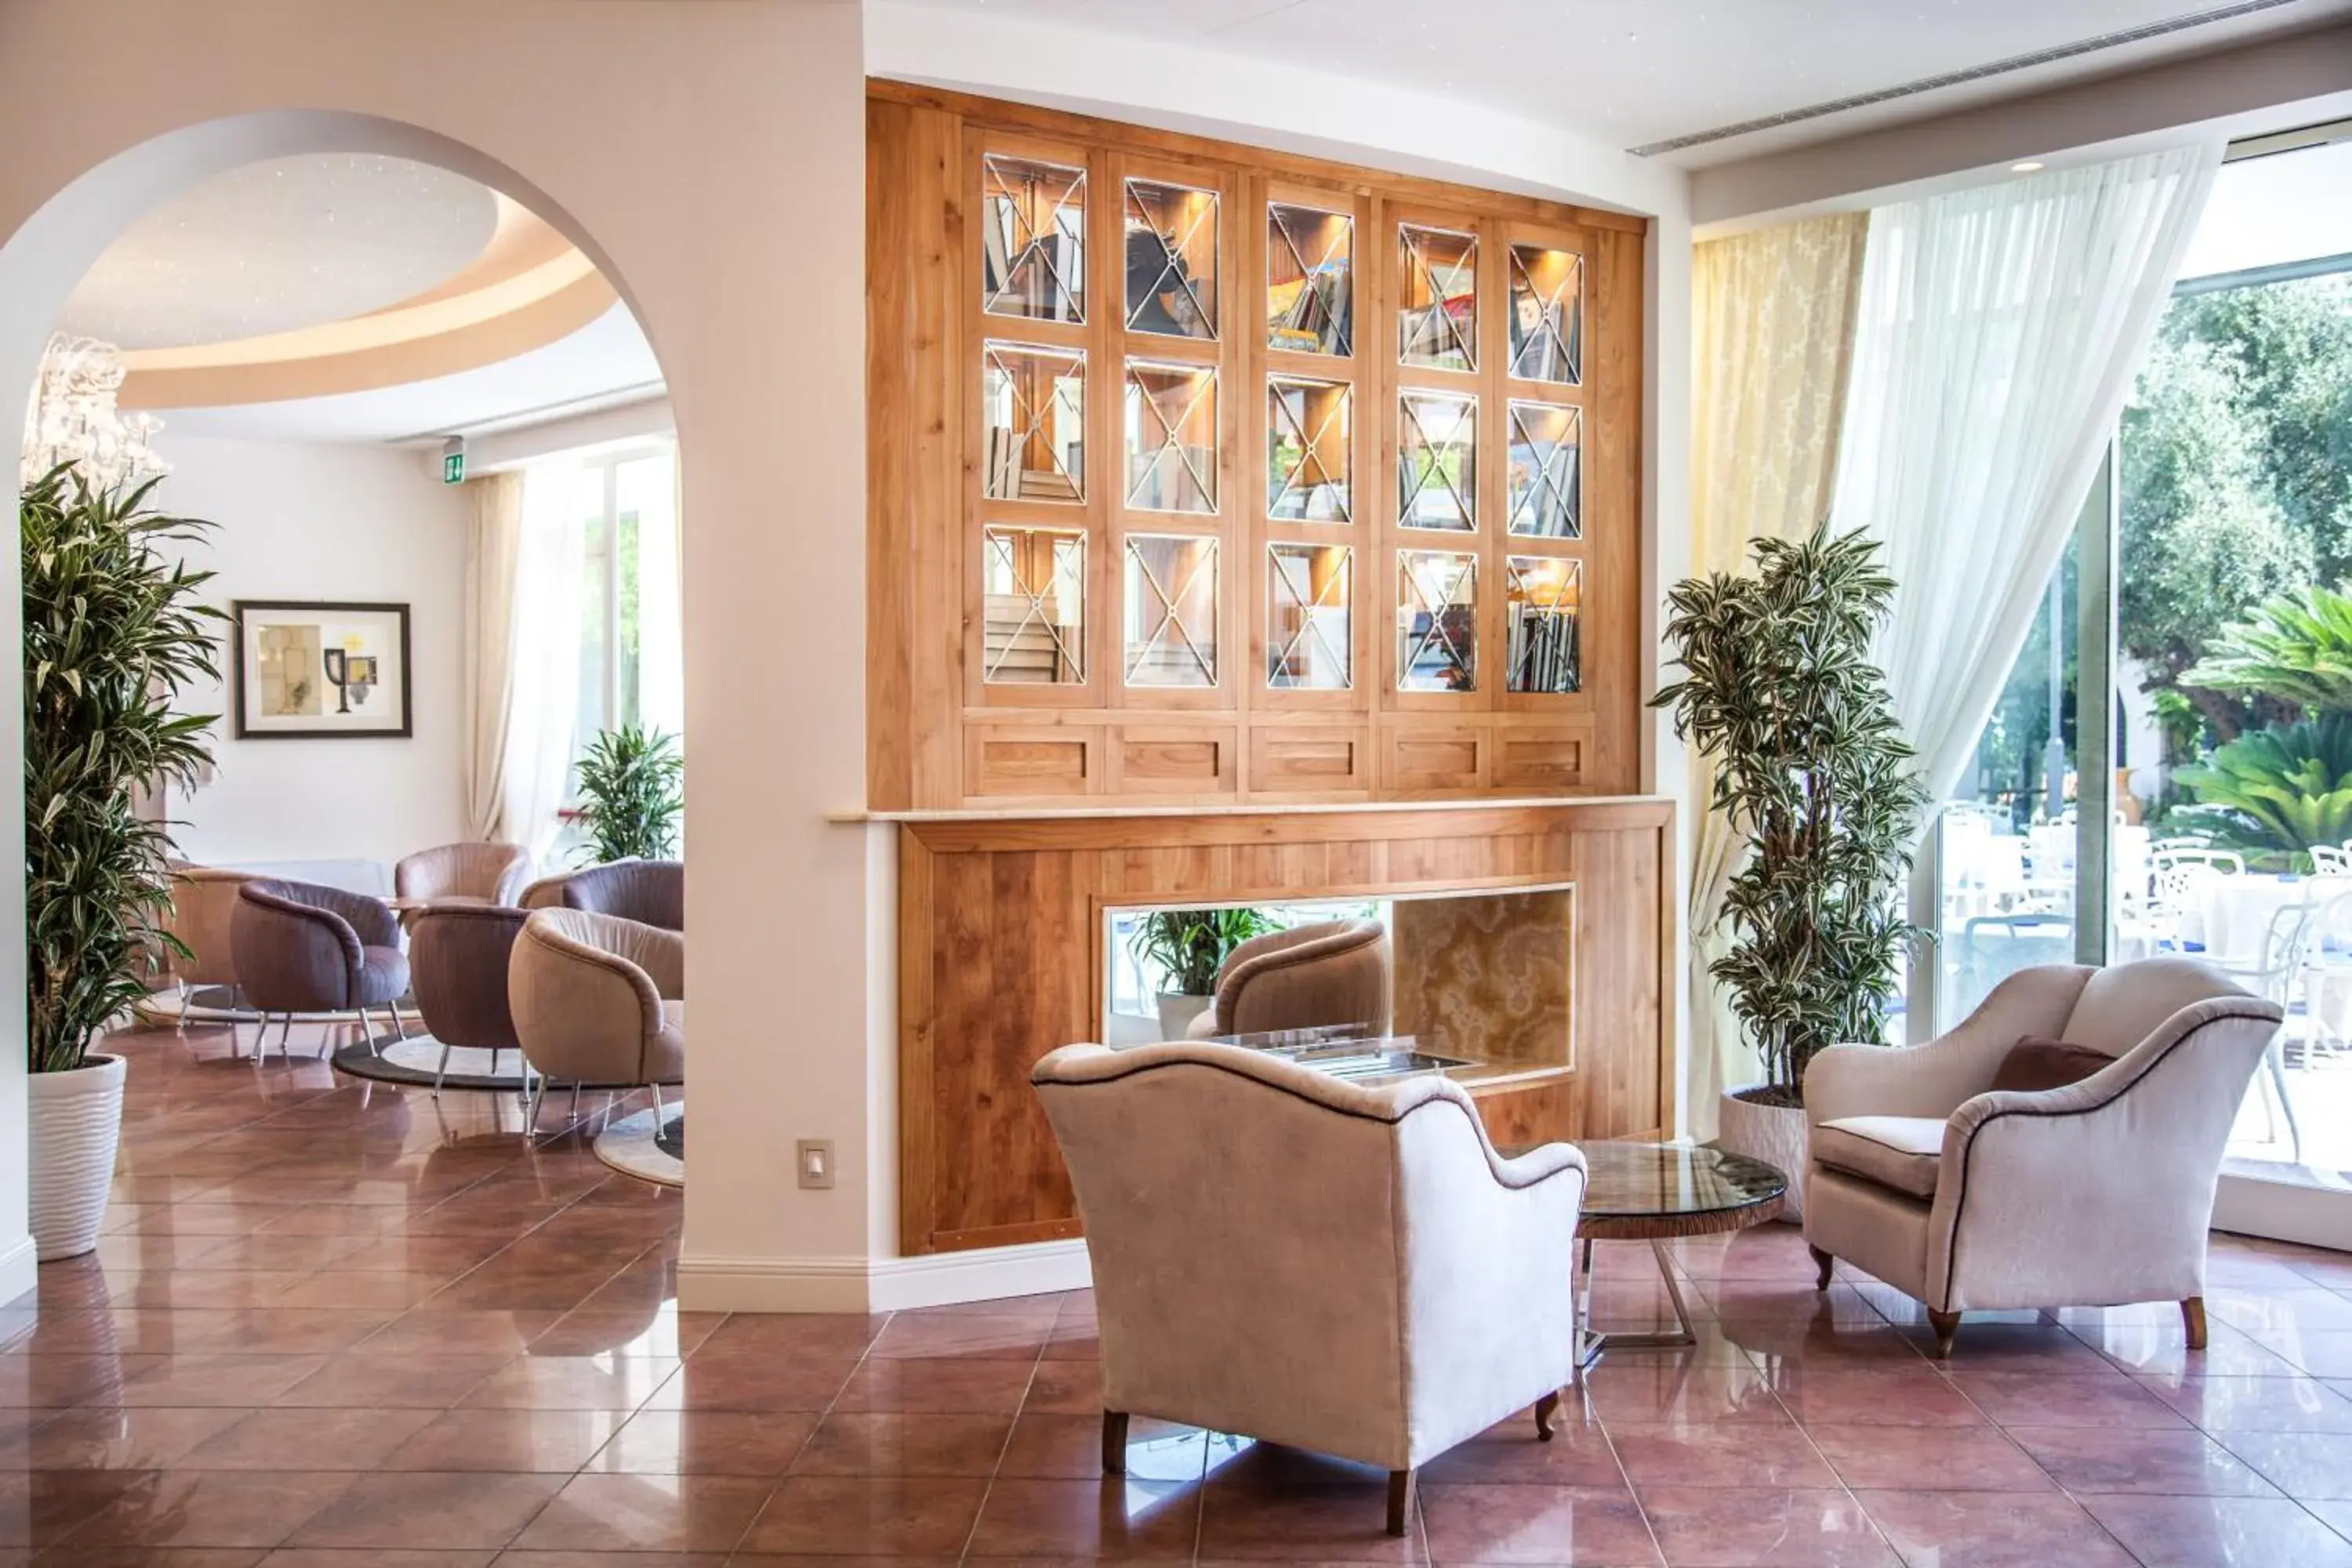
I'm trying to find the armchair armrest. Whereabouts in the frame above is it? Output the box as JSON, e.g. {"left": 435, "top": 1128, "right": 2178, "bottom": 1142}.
{"left": 1804, "top": 964, "right": 2092, "bottom": 1129}
{"left": 306, "top": 883, "right": 401, "bottom": 949}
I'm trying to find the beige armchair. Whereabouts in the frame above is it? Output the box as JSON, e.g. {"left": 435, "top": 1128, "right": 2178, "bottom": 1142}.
{"left": 395, "top": 840, "right": 532, "bottom": 909}
{"left": 1803, "top": 959, "right": 2283, "bottom": 1359}
{"left": 1033, "top": 1040, "right": 1585, "bottom": 1536}
{"left": 1181, "top": 918, "right": 1392, "bottom": 1039}
{"left": 509, "top": 907, "right": 684, "bottom": 1131}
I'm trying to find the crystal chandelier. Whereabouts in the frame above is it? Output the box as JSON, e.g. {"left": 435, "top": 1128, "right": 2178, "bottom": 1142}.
{"left": 18, "top": 333, "right": 169, "bottom": 492}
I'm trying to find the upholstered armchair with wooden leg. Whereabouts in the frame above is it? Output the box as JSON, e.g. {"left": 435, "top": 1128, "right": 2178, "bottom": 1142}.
{"left": 1033, "top": 1040, "right": 1585, "bottom": 1537}
{"left": 1802, "top": 959, "right": 2282, "bottom": 1359}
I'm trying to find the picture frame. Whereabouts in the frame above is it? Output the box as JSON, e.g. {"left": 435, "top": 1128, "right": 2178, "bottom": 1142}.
{"left": 231, "top": 600, "right": 413, "bottom": 739}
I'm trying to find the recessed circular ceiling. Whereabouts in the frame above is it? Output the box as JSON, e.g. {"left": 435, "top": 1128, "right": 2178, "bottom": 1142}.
{"left": 58, "top": 154, "right": 499, "bottom": 350}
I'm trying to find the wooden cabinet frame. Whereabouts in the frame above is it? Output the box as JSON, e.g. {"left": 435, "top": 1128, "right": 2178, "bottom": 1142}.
{"left": 869, "top": 82, "right": 1649, "bottom": 811}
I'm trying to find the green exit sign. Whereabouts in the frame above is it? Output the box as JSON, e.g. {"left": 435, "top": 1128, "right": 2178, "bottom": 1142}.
{"left": 442, "top": 451, "right": 465, "bottom": 485}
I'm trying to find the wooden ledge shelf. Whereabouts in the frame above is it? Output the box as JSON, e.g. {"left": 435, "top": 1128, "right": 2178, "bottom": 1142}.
{"left": 833, "top": 793, "right": 1670, "bottom": 825}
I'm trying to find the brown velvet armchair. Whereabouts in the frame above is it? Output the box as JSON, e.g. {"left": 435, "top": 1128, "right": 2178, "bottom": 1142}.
{"left": 1184, "top": 919, "right": 1392, "bottom": 1039}
{"left": 230, "top": 880, "right": 411, "bottom": 1056}
{"left": 408, "top": 904, "right": 529, "bottom": 1093}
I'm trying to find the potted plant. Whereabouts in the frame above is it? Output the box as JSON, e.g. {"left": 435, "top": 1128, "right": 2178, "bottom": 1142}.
{"left": 22, "top": 467, "right": 223, "bottom": 1260}
{"left": 1653, "top": 521, "right": 1926, "bottom": 1217}
{"left": 1130, "top": 907, "right": 1276, "bottom": 1038}
{"left": 575, "top": 724, "right": 684, "bottom": 865}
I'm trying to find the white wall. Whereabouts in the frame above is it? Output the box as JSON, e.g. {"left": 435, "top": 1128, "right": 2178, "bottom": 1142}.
{"left": 150, "top": 433, "right": 468, "bottom": 871}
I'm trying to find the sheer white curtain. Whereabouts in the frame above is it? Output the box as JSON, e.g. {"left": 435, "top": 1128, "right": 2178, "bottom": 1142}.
{"left": 494, "top": 462, "right": 587, "bottom": 863}
{"left": 1832, "top": 145, "right": 2221, "bottom": 812}
{"left": 633, "top": 445, "right": 684, "bottom": 742}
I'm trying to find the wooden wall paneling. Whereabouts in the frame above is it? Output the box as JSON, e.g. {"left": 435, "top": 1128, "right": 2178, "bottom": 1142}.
{"left": 866, "top": 97, "right": 914, "bottom": 811}
{"left": 1588, "top": 225, "right": 1646, "bottom": 792}
{"left": 1379, "top": 720, "right": 1488, "bottom": 796}
{"left": 1470, "top": 1077, "right": 1578, "bottom": 1147}
{"left": 898, "top": 799, "right": 1673, "bottom": 1254}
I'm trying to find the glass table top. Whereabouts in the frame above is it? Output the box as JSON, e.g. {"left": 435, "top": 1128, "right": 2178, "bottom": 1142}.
{"left": 1574, "top": 1142, "right": 1788, "bottom": 1223}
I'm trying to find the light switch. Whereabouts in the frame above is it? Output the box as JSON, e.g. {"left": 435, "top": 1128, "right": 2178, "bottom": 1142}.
{"left": 797, "top": 1138, "right": 837, "bottom": 1190}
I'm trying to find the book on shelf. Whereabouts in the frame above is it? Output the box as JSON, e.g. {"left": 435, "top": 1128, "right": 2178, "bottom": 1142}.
{"left": 1508, "top": 601, "right": 1580, "bottom": 694}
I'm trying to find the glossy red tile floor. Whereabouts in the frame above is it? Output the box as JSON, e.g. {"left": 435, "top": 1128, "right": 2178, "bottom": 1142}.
{"left": 9, "top": 1018, "right": 2352, "bottom": 1563}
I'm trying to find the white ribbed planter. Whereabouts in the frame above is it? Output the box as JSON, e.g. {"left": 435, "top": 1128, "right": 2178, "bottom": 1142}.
{"left": 1718, "top": 1083, "right": 1808, "bottom": 1222}
{"left": 29, "top": 1054, "right": 125, "bottom": 1261}
{"left": 1156, "top": 993, "right": 1213, "bottom": 1040}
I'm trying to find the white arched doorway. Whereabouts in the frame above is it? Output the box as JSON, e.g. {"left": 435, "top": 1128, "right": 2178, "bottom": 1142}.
{"left": 0, "top": 0, "right": 872, "bottom": 1308}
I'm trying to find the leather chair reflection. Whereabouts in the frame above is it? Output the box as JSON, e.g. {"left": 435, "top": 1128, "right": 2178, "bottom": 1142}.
{"left": 509, "top": 907, "right": 685, "bottom": 1133}
{"left": 231, "top": 880, "right": 411, "bottom": 1056}
{"left": 408, "top": 904, "right": 529, "bottom": 1094}
{"left": 395, "top": 841, "right": 532, "bottom": 910}
{"left": 1185, "top": 919, "right": 1392, "bottom": 1039}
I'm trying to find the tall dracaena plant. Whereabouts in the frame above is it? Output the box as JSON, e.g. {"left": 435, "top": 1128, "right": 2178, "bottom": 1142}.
{"left": 1652, "top": 521, "right": 1928, "bottom": 1103}
{"left": 22, "top": 466, "right": 225, "bottom": 1074}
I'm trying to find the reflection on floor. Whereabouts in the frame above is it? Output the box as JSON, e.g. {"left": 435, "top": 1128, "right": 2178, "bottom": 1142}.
{"left": 8, "top": 1019, "right": 2352, "bottom": 1562}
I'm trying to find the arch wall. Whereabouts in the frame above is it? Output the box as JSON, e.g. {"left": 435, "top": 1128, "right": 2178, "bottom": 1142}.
{"left": 0, "top": 0, "right": 872, "bottom": 1306}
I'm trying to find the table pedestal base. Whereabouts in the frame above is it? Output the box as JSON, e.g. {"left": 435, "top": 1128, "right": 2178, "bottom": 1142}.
{"left": 1576, "top": 1236, "right": 1696, "bottom": 1368}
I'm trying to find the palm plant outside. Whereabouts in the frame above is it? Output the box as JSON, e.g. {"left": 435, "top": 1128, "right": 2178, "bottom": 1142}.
{"left": 22, "top": 468, "right": 225, "bottom": 1075}
{"left": 575, "top": 724, "right": 684, "bottom": 864}
{"left": 1653, "top": 521, "right": 1928, "bottom": 1103}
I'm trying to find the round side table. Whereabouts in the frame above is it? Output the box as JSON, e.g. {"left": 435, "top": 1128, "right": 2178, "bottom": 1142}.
{"left": 1574, "top": 1142, "right": 1788, "bottom": 1366}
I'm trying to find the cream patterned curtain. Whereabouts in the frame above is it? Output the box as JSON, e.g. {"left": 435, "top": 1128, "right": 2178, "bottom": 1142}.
{"left": 460, "top": 471, "right": 524, "bottom": 843}
{"left": 1685, "top": 212, "right": 1871, "bottom": 1137}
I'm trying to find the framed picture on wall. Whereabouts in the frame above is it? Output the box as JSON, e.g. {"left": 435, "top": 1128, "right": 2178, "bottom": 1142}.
{"left": 231, "top": 601, "right": 413, "bottom": 739}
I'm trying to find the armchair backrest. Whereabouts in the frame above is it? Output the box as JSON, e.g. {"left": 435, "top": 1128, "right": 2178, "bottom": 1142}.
{"left": 2060, "top": 956, "right": 2254, "bottom": 1058}
{"left": 396, "top": 841, "right": 532, "bottom": 906}
{"left": 510, "top": 907, "right": 683, "bottom": 1084}
{"left": 1032, "top": 1040, "right": 1506, "bottom": 1464}
{"left": 561, "top": 858, "right": 684, "bottom": 931}
{"left": 1210, "top": 918, "right": 1391, "bottom": 1036}
{"left": 234, "top": 878, "right": 393, "bottom": 1010}
{"left": 410, "top": 904, "right": 529, "bottom": 1051}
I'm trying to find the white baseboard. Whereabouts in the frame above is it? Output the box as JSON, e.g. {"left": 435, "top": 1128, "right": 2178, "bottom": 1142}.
{"left": 0, "top": 1235, "right": 37, "bottom": 1308}
{"left": 676, "top": 1238, "right": 1092, "bottom": 1315}
{"left": 2215, "top": 1171, "right": 2352, "bottom": 1253}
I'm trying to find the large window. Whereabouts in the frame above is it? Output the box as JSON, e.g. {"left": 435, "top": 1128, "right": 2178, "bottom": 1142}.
{"left": 553, "top": 443, "right": 683, "bottom": 854}
{"left": 1923, "top": 125, "right": 2352, "bottom": 1184}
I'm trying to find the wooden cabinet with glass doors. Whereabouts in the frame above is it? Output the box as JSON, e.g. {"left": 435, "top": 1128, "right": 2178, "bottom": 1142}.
{"left": 867, "top": 83, "right": 1646, "bottom": 809}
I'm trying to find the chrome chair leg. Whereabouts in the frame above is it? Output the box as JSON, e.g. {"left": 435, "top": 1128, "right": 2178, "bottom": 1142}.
{"left": 388, "top": 998, "right": 408, "bottom": 1038}
{"left": 650, "top": 1080, "right": 666, "bottom": 1127}
{"left": 434, "top": 1040, "right": 454, "bottom": 1098}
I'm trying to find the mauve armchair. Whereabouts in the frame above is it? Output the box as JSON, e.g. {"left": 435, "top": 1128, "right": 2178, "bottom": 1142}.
{"left": 509, "top": 907, "right": 685, "bottom": 1132}
{"left": 231, "top": 879, "right": 412, "bottom": 1056}
{"left": 408, "top": 904, "right": 529, "bottom": 1093}
{"left": 1803, "top": 959, "right": 2283, "bottom": 1359}
{"left": 1181, "top": 918, "right": 1392, "bottom": 1040}
{"left": 561, "top": 858, "right": 684, "bottom": 931}
{"left": 1033, "top": 1039, "right": 1585, "bottom": 1536}
{"left": 395, "top": 841, "right": 532, "bottom": 909}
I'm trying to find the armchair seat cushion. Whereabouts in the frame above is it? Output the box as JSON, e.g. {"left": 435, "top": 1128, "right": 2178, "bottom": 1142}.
{"left": 1813, "top": 1114, "right": 1945, "bottom": 1200}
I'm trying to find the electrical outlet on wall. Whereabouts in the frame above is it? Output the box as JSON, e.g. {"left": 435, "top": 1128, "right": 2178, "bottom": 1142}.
{"left": 796, "top": 1138, "right": 837, "bottom": 1190}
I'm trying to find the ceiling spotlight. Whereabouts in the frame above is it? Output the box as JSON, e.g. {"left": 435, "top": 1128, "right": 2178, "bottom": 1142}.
{"left": 2010, "top": 160, "right": 2046, "bottom": 172}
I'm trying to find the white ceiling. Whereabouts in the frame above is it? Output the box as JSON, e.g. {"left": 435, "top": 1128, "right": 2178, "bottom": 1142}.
{"left": 60, "top": 155, "right": 499, "bottom": 349}
{"left": 893, "top": 0, "right": 2352, "bottom": 165}
{"left": 155, "top": 303, "right": 664, "bottom": 445}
